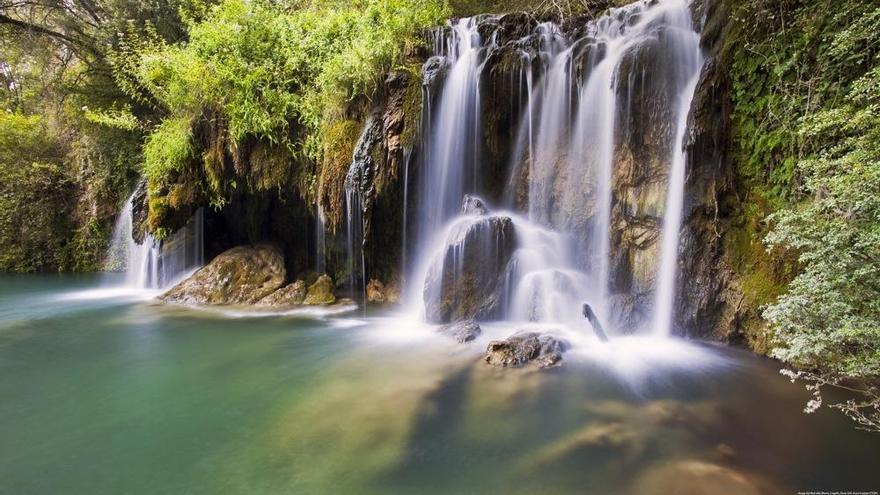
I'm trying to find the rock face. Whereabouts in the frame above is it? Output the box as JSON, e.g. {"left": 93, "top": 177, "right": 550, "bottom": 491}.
{"left": 422, "top": 55, "right": 448, "bottom": 91}
{"left": 257, "top": 280, "right": 307, "bottom": 307}
{"left": 423, "top": 215, "right": 517, "bottom": 323}
{"left": 130, "top": 178, "right": 149, "bottom": 245}
{"left": 437, "top": 320, "right": 482, "bottom": 343}
{"left": 304, "top": 274, "right": 336, "bottom": 305}
{"left": 484, "top": 331, "right": 568, "bottom": 368}
{"left": 161, "top": 245, "right": 286, "bottom": 305}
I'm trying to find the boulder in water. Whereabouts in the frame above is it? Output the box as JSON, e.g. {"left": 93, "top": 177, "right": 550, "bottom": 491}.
{"left": 366, "top": 279, "right": 401, "bottom": 304}
{"left": 484, "top": 331, "right": 568, "bottom": 368}
{"left": 161, "top": 245, "right": 285, "bottom": 305}
{"left": 257, "top": 280, "right": 307, "bottom": 308}
{"left": 366, "top": 279, "right": 387, "bottom": 303}
{"left": 437, "top": 320, "right": 482, "bottom": 343}
{"left": 423, "top": 215, "right": 517, "bottom": 323}
{"left": 304, "top": 274, "right": 336, "bottom": 305}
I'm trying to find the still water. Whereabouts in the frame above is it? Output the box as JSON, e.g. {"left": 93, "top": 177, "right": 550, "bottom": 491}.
{"left": 1, "top": 275, "right": 877, "bottom": 494}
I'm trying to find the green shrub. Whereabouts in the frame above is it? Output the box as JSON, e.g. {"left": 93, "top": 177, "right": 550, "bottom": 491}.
{"left": 123, "top": 0, "right": 448, "bottom": 213}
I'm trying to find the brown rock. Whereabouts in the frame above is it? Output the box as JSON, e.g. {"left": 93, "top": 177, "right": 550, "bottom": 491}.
{"left": 161, "top": 245, "right": 286, "bottom": 305}
{"left": 257, "top": 280, "right": 307, "bottom": 308}
{"left": 484, "top": 331, "right": 568, "bottom": 368}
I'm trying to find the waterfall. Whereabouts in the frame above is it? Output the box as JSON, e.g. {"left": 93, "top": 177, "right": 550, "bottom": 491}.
{"left": 344, "top": 114, "right": 382, "bottom": 307}
{"left": 105, "top": 191, "right": 204, "bottom": 290}
{"left": 315, "top": 200, "right": 327, "bottom": 274}
{"left": 418, "top": 17, "right": 486, "bottom": 244}
{"left": 409, "top": 0, "right": 703, "bottom": 335}
{"left": 651, "top": 21, "right": 704, "bottom": 336}
{"left": 344, "top": 187, "right": 365, "bottom": 305}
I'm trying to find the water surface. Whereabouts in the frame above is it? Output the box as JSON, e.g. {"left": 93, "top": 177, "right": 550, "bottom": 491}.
{"left": 1, "top": 275, "right": 877, "bottom": 494}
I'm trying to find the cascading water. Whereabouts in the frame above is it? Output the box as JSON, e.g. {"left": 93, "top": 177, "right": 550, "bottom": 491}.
{"left": 651, "top": 25, "right": 704, "bottom": 336}
{"left": 410, "top": 0, "right": 704, "bottom": 336}
{"left": 344, "top": 114, "right": 383, "bottom": 307}
{"left": 315, "top": 200, "right": 327, "bottom": 275}
{"left": 105, "top": 191, "right": 204, "bottom": 290}
{"left": 418, "top": 17, "right": 487, "bottom": 244}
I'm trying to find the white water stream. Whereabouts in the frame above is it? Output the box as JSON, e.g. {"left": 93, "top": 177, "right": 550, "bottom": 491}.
{"left": 412, "top": 0, "right": 704, "bottom": 336}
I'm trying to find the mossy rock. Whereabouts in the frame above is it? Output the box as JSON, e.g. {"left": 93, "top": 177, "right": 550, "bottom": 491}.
{"left": 304, "top": 274, "right": 337, "bottom": 306}
{"left": 257, "top": 280, "right": 307, "bottom": 308}
{"left": 161, "top": 244, "right": 286, "bottom": 305}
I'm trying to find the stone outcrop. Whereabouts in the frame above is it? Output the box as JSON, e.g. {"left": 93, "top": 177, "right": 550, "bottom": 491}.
{"left": 437, "top": 320, "right": 482, "bottom": 343}
{"left": 161, "top": 244, "right": 286, "bottom": 305}
{"left": 484, "top": 331, "right": 568, "bottom": 368}
{"left": 257, "top": 280, "right": 307, "bottom": 308}
{"left": 423, "top": 215, "right": 517, "bottom": 323}
{"left": 676, "top": 0, "right": 751, "bottom": 343}
{"left": 422, "top": 56, "right": 448, "bottom": 91}
{"left": 304, "top": 274, "right": 336, "bottom": 305}
{"left": 366, "top": 279, "right": 401, "bottom": 304}
{"left": 130, "top": 178, "right": 149, "bottom": 245}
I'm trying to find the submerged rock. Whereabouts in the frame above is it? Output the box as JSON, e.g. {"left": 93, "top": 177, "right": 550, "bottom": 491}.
{"left": 161, "top": 245, "right": 285, "bottom": 305}
{"left": 257, "top": 280, "right": 307, "bottom": 308}
{"left": 484, "top": 331, "right": 568, "bottom": 368}
{"left": 304, "top": 274, "right": 336, "bottom": 305}
{"left": 437, "top": 320, "right": 482, "bottom": 343}
{"left": 423, "top": 215, "right": 517, "bottom": 323}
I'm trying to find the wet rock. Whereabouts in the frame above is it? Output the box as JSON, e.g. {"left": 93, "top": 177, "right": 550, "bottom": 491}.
{"left": 461, "top": 195, "right": 489, "bottom": 216}
{"left": 484, "top": 331, "right": 568, "bottom": 368}
{"left": 437, "top": 320, "right": 482, "bottom": 343}
{"left": 366, "top": 279, "right": 401, "bottom": 305}
{"left": 422, "top": 55, "right": 448, "bottom": 91}
{"left": 423, "top": 216, "right": 517, "bottom": 323}
{"left": 130, "top": 178, "right": 149, "bottom": 245}
{"left": 161, "top": 245, "right": 286, "bottom": 305}
{"left": 257, "top": 280, "right": 306, "bottom": 308}
{"left": 366, "top": 279, "right": 386, "bottom": 303}
{"left": 304, "top": 274, "right": 336, "bottom": 306}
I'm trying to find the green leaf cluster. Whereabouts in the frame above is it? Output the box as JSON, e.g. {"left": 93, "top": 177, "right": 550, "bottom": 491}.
{"left": 731, "top": 0, "right": 880, "bottom": 429}
{"left": 765, "top": 65, "right": 880, "bottom": 381}
{"left": 124, "top": 0, "right": 448, "bottom": 194}
{"left": 0, "top": 113, "right": 72, "bottom": 271}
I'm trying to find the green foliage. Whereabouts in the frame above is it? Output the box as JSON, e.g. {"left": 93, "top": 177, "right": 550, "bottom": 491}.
{"left": 726, "top": 0, "right": 880, "bottom": 430}
{"left": 143, "top": 116, "right": 195, "bottom": 187}
{"left": 123, "top": 0, "right": 448, "bottom": 203}
{"left": 0, "top": 1, "right": 206, "bottom": 271}
{"left": 764, "top": 66, "right": 880, "bottom": 431}
{"left": 0, "top": 113, "right": 72, "bottom": 271}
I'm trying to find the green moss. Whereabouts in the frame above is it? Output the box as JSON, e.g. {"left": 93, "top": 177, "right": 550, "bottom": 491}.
{"left": 319, "top": 119, "right": 360, "bottom": 231}
{"left": 719, "top": 0, "right": 880, "bottom": 357}
{"left": 125, "top": 0, "right": 448, "bottom": 236}
{"left": 400, "top": 64, "right": 424, "bottom": 151}
{"left": 304, "top": 274, "right": 337, "bottom": 305}
{"left": 248, "top": 141, "right": 292, "bottom": 193}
